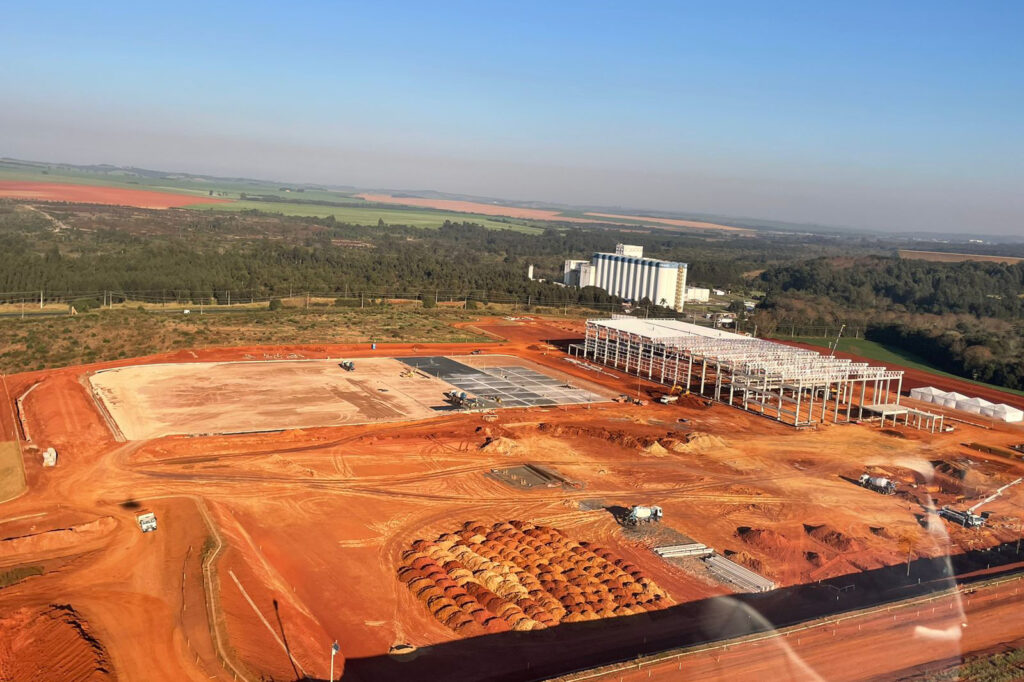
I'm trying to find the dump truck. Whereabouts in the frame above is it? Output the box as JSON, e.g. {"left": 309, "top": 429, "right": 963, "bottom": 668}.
{"left": 136, "top": 511, "right": 158, "bottom": 533}
{"left": 339, "top": 360, "right": 355, "bottom": 371}
{"left": 858, "top": 474, "right": 897, "bottom": 495}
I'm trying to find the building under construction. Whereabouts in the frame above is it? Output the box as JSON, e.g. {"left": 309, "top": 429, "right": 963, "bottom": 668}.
{"left": 570, "top": 318, "right": 942, "bottom": 429}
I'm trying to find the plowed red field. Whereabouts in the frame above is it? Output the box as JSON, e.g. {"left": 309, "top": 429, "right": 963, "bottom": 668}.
{"left": 0, "top": 181, "right": 231, "bottom": 208}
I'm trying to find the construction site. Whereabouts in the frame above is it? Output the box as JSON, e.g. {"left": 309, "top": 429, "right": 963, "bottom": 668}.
{"left": 1, "top": 316, "right": 1024, "bottom": 681}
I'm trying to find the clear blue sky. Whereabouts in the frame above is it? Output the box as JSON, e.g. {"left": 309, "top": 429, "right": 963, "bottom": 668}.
{"left": 2, "top": 1, "right": 1022, "bottom": 234}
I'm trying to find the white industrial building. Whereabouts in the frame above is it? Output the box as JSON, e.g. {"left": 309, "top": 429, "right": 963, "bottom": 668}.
{"left": 684, "top": 287, "right": 710, "bottom": 303}
{"left": 563, "top": 244, "right": 688, "bottom": 311}
{"left": 568, "top": 318, "right": 944, "bottom": 430}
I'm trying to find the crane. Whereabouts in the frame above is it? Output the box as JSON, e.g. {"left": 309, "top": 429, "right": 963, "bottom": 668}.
{"left": 829, "top": 324, "right": 846, "bottom": 358}
{"left": 939, "top": 477, "right": 1022, "bottom": 528}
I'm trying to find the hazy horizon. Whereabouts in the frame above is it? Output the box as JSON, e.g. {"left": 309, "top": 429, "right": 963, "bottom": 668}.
{"left": 2, "top": 2, "right": 1022, "bottom": 236}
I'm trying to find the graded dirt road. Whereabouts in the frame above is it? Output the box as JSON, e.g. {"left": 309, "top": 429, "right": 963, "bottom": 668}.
{"left": 0, "top": 181, "right": 232, "bottom": 208}
{"left": 1, "top": 316, "right": 1023, "bottom": 681}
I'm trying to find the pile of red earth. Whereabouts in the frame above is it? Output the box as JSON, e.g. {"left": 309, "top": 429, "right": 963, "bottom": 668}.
{"left": 398, "top": 521, "right": 669, "bottom": 635}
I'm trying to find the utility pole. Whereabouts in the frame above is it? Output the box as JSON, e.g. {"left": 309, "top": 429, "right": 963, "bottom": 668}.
{"left": 39, "top": 289, "right": 43, "bottom": 309}
{"left": 329, "top": 641, "right": 339, "bottom": 680}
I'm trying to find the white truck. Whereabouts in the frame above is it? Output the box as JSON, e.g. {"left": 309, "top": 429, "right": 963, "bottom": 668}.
{"left": 136, "top": 511, "right": 158, "bottom": 533}
{"left": 625, "top": 505, "right": 663, "bottom": 526}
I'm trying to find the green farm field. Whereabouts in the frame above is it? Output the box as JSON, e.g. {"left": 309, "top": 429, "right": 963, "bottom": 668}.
{"left": 0, "top": 162, "right": 544, "bottom": 231}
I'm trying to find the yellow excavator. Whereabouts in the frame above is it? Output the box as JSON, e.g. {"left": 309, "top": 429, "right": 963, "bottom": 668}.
{"left": 658, "top": 384, "right": 687, "bottom": 403}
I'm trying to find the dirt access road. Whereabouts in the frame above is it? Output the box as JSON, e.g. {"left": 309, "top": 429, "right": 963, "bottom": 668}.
{"left": 1, "top": 316, "right": 1023, "bottom": 681}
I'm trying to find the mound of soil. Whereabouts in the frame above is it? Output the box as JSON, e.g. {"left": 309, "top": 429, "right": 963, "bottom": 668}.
{"left": 803, "top": 523, "right": 859, "bottom": 553}
{"left": 667, "top": 432, "right": 727, "bottom": 454}
{"left": 0, "top": 604, "right": 115, "bottom": 680}
{"left": 642, "top": 441, "right": 669, "bottom": 456}
{"left": 481, "top": 437, "right": 518, "bottom": 455}
{"left": 734, "top": 526, "right": 788, "bottom": 553}
{"left": 1, "top": 517, "right": 116, "bottom": 556}
{"left": 722, "top": 549, "right": 767, "bottom": 574}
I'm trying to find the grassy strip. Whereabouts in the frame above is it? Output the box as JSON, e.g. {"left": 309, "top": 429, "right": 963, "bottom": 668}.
{"left": 783, "top": 336, "right": 1024, "bottom": 398}
{"left": 0, "top": 564, "right": 43, "bottom": 588}
{"left": 916, "top": 646, "right": 1024, "bottom": 681}
{"left": 0, "top": 307, "right": 493, "bottom": 373}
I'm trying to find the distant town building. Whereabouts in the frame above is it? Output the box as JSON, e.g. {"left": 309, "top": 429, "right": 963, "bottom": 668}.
{"left": 684, "top": 287, "right": 710, "bottom": 303}
{"left": 527, "top": 264, "right": 535, "bottom": 280}
{"left": 563, "top": 244, "right": 688, "bottom": 311}
{"left": 712, "top": 288, "right": 726, "bottom": 296}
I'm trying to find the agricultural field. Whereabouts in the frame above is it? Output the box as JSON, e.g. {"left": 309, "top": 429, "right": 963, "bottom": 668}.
{"left": 1, "top": 316, "right": 1023, "bottom": 681}
{"left": 192, "top": 199, "right": 541, "bottom": 231}
{"left": 898, "top": 249, "right": 1023, "bottom": 264}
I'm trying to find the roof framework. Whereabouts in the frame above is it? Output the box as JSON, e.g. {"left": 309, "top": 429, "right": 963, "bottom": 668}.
{"left": 572, "top": 319, "right": 939, "bottom": 430}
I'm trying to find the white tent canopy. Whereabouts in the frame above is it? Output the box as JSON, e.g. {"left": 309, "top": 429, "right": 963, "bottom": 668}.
{"left": 956, "top": 396, "right": 994, "bottom": 414}
{"left": 910, "top": 386, "right": 947, "bottom": 403}
{"left": 981, "top": 403, "right": 1024, "bottom": 423}
{"left": 940, "top": 391, "right": 969, "bottom": 408}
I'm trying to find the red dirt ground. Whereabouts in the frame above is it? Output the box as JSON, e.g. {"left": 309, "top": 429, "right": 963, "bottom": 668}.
{"left": 0, "top": 316, "right": 1022, "bottom": 681}
{"left": 0, "top": 181, "right": 232, "bottom": 209}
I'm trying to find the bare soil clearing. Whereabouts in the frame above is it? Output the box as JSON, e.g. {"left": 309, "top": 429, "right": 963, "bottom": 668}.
{"left": 0, "top": 181, "right": 232, "bottom": 208}
{"left": 0, "top": 316, "right": 1022, "bottom": 680}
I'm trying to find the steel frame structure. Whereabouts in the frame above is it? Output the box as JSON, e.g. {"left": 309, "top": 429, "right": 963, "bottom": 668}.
{"left": 574, "top": 319, "right": 914, "bottom": 427}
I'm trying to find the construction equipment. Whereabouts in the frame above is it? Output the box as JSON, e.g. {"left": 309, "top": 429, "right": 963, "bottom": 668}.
{"left": 136, "top": 511, "right": 158, "bottom": 533}
{"left": 625, "top": 505, "right": 662, "bottom": 526}
{"left": 858, "top": 473, "right": 897, "bottom": 495}
{"left": 939, "top": 477, "right": 1022, "bottom": 528}
{"left": 444, "top": 389, "right": 481, "bottom": 409}
{"left": 829, "top": 324, "right": 846, "bottom": 358}
{"left": 339, "top": 360, "right": 355, "bottom": 371}
{"left": 659, "top": 395, "right": 679, "bottom": 404}
{"left": 42, "top": 447, "right": 58, "bottom": 467}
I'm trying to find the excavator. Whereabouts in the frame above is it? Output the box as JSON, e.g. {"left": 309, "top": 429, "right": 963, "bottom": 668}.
{"left": 658, "top": 384, "right": 687, "bottom": 404}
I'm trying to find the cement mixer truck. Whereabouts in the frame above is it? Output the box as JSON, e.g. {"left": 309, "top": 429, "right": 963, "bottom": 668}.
{"left": 625, "top": 505, "right": 663, "bottom": 526}
{"left": 858, "top": 473, "right": 897, "bottom": 495}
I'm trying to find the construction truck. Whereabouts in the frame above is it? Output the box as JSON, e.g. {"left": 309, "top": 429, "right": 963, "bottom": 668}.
{"left": 339, "top": 360, "right": 355, "bottom": 371}
{"left": 136, "top": 511, "right": 158, "bottom": 533}
{"left": 625, "top": 505, "right": 663, "bottom": 526}
{"left": 444, "top": 389, "right": 481, "bottom": 409}
{"left": 858, "top": 474, "right": 897, "bottom": 495}
{"left": 939, "top": 477, "right": 1022, "bottom": 528}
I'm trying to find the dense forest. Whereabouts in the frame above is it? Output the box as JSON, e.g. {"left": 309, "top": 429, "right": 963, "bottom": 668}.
{"left": 3, "top": 201, "right": 1022, "bottom": 389}
{"left": 0, "top": 202, "right": 867, "bottom": 304}
{"left": 755, "top": 256, "right": 1024, "bottom": 390}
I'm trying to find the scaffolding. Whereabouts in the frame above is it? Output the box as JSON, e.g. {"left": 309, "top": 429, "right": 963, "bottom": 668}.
{"left": 570, "top": 318, "right": 939, "bottom": 429}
